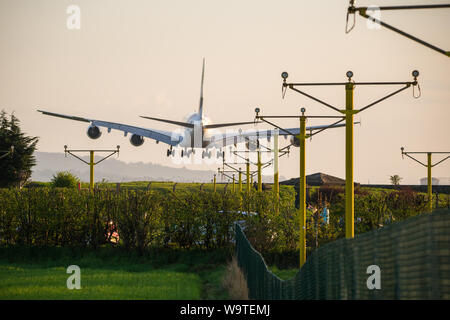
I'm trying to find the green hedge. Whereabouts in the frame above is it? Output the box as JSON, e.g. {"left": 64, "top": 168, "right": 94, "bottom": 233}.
{"left": 0, "top": 187, "right": 429, "bottom": 255}
{"left": 0, "top": 188, "right": 296, "bottom": 252}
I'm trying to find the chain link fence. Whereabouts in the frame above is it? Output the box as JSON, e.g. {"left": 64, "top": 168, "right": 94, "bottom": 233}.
{"left": 235, "top": 208, "right": 450, "bottom": 299}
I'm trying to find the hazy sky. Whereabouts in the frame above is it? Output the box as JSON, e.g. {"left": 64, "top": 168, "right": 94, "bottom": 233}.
{"left": 0, "top": 0, "right": 449, "bottom": 184}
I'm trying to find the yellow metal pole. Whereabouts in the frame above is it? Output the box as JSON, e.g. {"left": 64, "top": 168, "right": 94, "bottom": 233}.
{"left": 299, "top": 115, "right": 307, "bottom": 267}
{"left": 89, "top": 150, "right": 94, "bottom": 192}
{"left": 274, "top": 129, "right": 279, "bottom": 199}
{"left": 344, "top": 82, "right": 355, "bottom": 239}
{"left": 274, "top": 128, "right": 279, "bottom": 215}
{"left": 213, "top": 174, "right": 216, "bottom": 193}
{"left": 246, "top": 161, "right": 250, "bottom": 194}
{"left": 257, "top": 150, "right": 262, "bottom": 192}
{"left": 428, "top": 153, "right": 432, "bottom": 212}
{"left": 238, "top": 168, "right": 242, "bottom": 193}
{"left": 232, "top": 174, "right": 235, "bottom": 193}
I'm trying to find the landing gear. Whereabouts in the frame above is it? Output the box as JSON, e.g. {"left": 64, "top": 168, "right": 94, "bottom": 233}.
{"left": 167, "top": 146, "right": 173, "bottom": 157}
{"left": 181, "top": 149, "right": 194, "bottom": 158}
{"left": 203, "top": 150, "right": 212, "bottom": 159}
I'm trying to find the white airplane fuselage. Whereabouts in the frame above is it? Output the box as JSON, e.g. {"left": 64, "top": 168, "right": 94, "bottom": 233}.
{"left": 179, "top": 112, "right": 212, "bottom": 149}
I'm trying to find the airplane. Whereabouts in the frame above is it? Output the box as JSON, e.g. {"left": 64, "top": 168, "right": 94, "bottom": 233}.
{"left": 37, "top": 59, "right": 354, "bottom": 158}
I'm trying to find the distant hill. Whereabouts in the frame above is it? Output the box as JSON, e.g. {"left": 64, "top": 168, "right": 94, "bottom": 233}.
{"left": 31, "top": 151, "right": 283, "bottom": 183}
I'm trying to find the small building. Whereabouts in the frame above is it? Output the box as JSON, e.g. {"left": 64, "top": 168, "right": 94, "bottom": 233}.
{"left": 280, "top": 172, "right": 349, "bottom": 187}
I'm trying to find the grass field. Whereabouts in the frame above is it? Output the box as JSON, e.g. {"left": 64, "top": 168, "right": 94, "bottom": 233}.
{"left": 0, "top": 264, "right": 202, "bottom": 299}
{"left": 28, "top": 180, "right": 295, "bottom": 193}
{"left": 0, "top": 248, "right": 229, "bottom": 300}
{"left": 269, "top": 266, "right": 299, "bottom": 280}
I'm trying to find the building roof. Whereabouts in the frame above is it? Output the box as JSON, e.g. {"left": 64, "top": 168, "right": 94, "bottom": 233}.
{"left": 280, "top": 172, "right": 346, "bottom": 186}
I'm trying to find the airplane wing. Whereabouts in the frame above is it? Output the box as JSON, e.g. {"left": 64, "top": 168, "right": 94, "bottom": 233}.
{"left": 37, "top": 110, "right": 183, "bottom": 146}
{"left": 206, "top": 122, "right": 353, "bottom": 149}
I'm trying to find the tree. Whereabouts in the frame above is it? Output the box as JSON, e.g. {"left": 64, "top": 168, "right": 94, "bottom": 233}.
{"left": 390, "top": 175, "right": 402, "bottom": 186}
{"left": 51, "top": 171, "right": 80, "bottom": 188}
{"left": 0, "top": 110, "right": 39, "bottom": 188}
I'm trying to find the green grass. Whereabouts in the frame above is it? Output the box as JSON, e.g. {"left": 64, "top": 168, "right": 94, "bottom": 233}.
{"left": 0, "top": 264, "right": 201, "bottom": 299}
{"left": 198, "top": 265, "right": 228, "bottom": 300}
{"left": 0, "top": 247, "right": 230, "bottom": 300}
{"left": 269, "top": 266, "right": 299, "bottom": 280}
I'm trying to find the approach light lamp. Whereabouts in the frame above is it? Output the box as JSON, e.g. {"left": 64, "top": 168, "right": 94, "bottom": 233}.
{"left": 346, "top": 70, "right": 354, "bottom": 80}
{"left": 281, "top": 72, "right": 289, "bottom": 81}
{"left": 401, "top": 147, "right": 405, "bottom": 158}
{"left": 300, "top": 107, "right": 306, "bottom": 115}
{"left": 254, "top": 108, "right": 261, "bottom": 120}
{"left": 410, "top": 70, "right": 421, "bottom": 97}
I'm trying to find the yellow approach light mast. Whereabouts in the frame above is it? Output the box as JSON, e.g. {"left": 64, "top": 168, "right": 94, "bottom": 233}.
{"left": 273, "top": 128, "right": 279, "bottom": 199}
{"left": 219, "top": 144, "right": 289, "bottom": 195}
{"left": 281, "top": 70, "right": 420, "bottom": 239}
{"left": 255, "top": 107, "right": 349, "bottom": 268}
{"left": 401, "top": 148, "right": 450, "bottom": 212}
{"left": 64, "top": 145, "right": 120, "bottom": 191}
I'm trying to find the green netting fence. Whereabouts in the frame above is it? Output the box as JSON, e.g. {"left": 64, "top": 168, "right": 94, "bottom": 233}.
{"left": 235, "top": 208, "right": 450, "bottom": 299}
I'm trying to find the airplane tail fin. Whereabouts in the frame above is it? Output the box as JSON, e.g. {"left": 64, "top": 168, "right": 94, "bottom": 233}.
{"left": 199, "top": 58, "right": 205, "bottom": 118}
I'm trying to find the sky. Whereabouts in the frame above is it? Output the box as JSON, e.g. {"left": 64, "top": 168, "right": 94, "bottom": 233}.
{"left": 0, "top": 0, "right": 449, "bottom": 184}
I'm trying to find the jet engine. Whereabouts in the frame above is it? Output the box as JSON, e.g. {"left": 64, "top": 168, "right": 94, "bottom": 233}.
{"left": 87, "top": 125, "right": 102, "bottom": 139}
{"left": 130, "top": 134, "right": 144, "bottom": 147}
{"left": 290, "top": 136, "right": 300, "bottom": 147}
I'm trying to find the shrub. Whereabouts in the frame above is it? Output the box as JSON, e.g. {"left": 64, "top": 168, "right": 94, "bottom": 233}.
{"left": 50, "top": 171, "right": 80, "bottom": 188}
{"left": 222, "top": 256, "right": 249, "bottom": 300}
